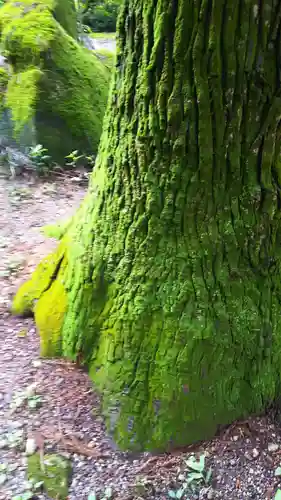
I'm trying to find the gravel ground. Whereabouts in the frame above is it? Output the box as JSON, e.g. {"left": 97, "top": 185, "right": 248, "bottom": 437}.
{"left": 1, "top": 174, "right": 281, "bottom": 500}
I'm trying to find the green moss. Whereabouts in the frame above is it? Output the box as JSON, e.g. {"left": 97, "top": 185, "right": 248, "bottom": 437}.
{"left": 6, "top": 68, "right": 42, "bottom": 134}
{"left": 13, "top": 238, "right": 68, "bottom": 356}
{"left": 94, "top": 49, "right": 115, "bottom": 70}
{"left": 35, "top": 267, "right": 67, "bottom": 357}
{"left": 12, "top": 241, "right": 66, "bottom": 315}
{"left": 0, "top": 0, "right": 110, "bottom": 161}
{"left": 0, "top": 67, "right": 9, "bottom": 112}
{"left": 15, "top": 0, "right": 281, "bottom": 453}
{"left": 36, "top": 26, "right": 111, "bottom": 160}
{"left": 28, "top": 453, "right": 71, "bottom": 499}
{"left": 53, "top": 0, "right": 77, "bottom": 39}
{"left": 41, "top": 220, "right": 72, "bottom": 240}
{"left": 0, "top": 67, "right": 9, "bottom": 89}
{"left": 0, "top": 0, "right": 56, "bottom": 67}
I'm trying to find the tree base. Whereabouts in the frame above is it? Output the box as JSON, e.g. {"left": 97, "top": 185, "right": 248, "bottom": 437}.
{"left": 12, "top": 241, "right": 67, "bottom": 357}
{"left": 13, "top": 228, "right": 281, "bottom": 451}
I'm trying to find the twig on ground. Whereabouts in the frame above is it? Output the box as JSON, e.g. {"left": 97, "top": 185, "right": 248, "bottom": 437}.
{"left": 40, "top": 426, "right": 110, "bottom": 458}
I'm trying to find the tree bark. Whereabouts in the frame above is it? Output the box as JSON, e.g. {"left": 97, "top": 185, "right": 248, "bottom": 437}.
{"left": 13, "top": 0, "right": 281, "bottom": 451}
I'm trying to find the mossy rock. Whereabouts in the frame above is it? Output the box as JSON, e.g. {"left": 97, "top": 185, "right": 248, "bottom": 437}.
{"left": 0, "top": 0, "right": 111, "bottom": 162}
{"left": 94, "top": 48, "right": 115, "bottom": 71}
{"left": 0, "top": 66, "right": 9, "bottom": 113}
{"left": 28, "top": 453, "right": 71, "bottom": 499}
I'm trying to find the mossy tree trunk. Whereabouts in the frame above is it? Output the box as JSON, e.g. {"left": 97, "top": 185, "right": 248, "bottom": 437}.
{"left": 13, "top": 0, "right": 281, "bottom": 450}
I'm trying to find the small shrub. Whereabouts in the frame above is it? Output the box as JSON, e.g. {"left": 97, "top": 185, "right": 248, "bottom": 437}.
{"left": 29, "top": 144, "right": 52, "bottom": 175}
{"left": 82, "top": 0, "right": 121, "bottom": 32}
{"left": 167, "top": 454, "right": 212, "bottom": 499}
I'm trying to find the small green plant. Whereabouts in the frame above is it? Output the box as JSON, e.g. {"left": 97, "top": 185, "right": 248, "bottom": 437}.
{"left": 168, "top": 454, "right": 212, "bottom": 499}
{"left": 65, "top": 150, "right": 84, "bottom": 168}
{"left": 275, "top": 467, "right": 281, "bottom": 499}
{"left": 11, "top": 479, "right": 44, "bottom": 500}
{"left": 29, "top": 144, "right": 52, "bottom": 175}
{"left": 12, "top": 494, "right": 33, "bottom": 500}
{"left": 65, "top": 150, "right": 95, "bottom": 169}
{"left": 27, "top": 395, "right": 42, "bottom": 409}
{"left": 88, "top": 486, "right": 113, "bottom": 500}
{"left": 0, "top": 429, "right": 25, "bottom": 450}
{"left": 85, "top": 154, "right": 96, "bottom": 168}
{"left": 10, "top": 384, "right": 43, "bottom": 412}
{"left": 0, "top": 462, "right": 20, "bottom": 485}
{"left": 275, "top": 465, "right": 281, "bottom": 477}
{"left": 133, "top": 476, "right": 153, "bottom": 497}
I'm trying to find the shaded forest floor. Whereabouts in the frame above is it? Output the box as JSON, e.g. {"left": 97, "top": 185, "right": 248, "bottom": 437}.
{"left": 1, "top": 174, "right": 281, "bottom": 499}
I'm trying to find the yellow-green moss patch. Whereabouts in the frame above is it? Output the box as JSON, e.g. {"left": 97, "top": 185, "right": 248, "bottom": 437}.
{"left": 6, "top": 68, "right": 42, "bottom": 133}
{"left": 35, "top": 274, "right": 67, "bottom": 357}
{"left": 12, "top": 241, "right": 66, "bottom": 316}
{"left": 0, "top": 66, "right": 9, "bottom": 112}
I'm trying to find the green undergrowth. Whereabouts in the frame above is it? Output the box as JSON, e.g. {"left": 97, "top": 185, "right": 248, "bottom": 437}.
{"left": 27, "top": 453, "right": 71, "bottom": 499}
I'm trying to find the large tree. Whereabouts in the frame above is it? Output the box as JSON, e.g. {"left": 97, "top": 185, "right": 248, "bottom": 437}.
{"left": 13, "top": 0, "right": 281, "bottom": 451}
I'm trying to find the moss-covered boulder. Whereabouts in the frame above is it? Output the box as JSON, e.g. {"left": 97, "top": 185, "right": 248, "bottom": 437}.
{"left": 28, "top": 453, "right": 71, "bottom": 499}
{"left": 0, "top": 0, "right": 111, "bottom": 162}
{"left": 0, "top": 66, "right": 8, "bottom": 112}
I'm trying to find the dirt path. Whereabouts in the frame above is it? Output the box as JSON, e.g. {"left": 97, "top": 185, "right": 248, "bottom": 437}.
{"left": 1, "top": 175, "right": 281, "bottom": 500}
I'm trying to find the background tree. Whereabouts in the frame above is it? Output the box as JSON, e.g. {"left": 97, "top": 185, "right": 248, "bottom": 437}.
{"left": 13, "top": 0, "right": 281, "bottom": 451}
{"left": 82, "top": 0, "right": 122, "bottom": 32}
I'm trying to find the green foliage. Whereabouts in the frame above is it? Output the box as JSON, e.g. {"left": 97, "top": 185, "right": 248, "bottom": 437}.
{"left": 12, "top": 478, "right": 44, "bottom": 500}
{"left": 0, "top": 429, "right": 24, "bottom": 450}
{"left": 10, "top": 383, "right": 43, "bottom": 412}
{"left": 65, "top": 149, "right": 85, "bottom": 168}
{"left": 28, "top": 453, "right": 71, "bottom": 499}
{"left": 275, "top": 466, "right": 281, "bottom": 477}
{"left": 12, "top": 493, "right": 34, "bottom": 500}
{"left": 82, "top": 0, "right": 121, "bottom": 32}
{"left": 88, "top": 487, "right": 113, "bottom": 500}
{"left": 168, "top": 455, "right": 212, "bottom": 499}
{"left": 29, "top": 144, "right": 52, "bottom": 175}
{"left": 65, "top": 149, "right": 95, "bottom": 168}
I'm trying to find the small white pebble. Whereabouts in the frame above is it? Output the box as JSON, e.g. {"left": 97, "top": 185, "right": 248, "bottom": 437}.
{"left": 32, "top": 360, "right": 42, "bottom": 368}
{"left": 268, "top": 443, "right": 279, "bottom": 452}
{"left": 25, "top": 437, "right": 37, "bottom": 456}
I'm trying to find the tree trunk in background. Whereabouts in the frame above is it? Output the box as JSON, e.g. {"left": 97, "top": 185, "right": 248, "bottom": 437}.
{"left": 13, "top": 0, "right": 281, "bottom": 451}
